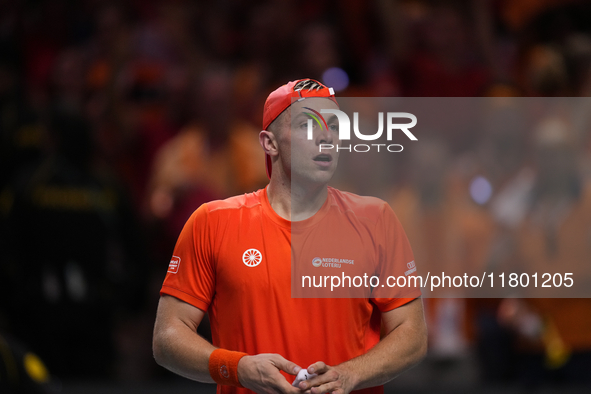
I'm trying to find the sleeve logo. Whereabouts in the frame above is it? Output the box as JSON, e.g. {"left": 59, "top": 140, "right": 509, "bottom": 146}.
{"left": 405, "top": 260, "right": 416, "bottom": 276}
{"left": 168, "top": 256, "right": 181, "bottom": 273}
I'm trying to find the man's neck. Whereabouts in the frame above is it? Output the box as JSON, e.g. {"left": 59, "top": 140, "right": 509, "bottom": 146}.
{"left": 267, "top": 179, "right": 328, "bottom": 221}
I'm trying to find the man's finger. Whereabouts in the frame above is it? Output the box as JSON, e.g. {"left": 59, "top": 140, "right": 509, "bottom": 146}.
{"left": 271, "top": 354, "right": 302, "bottom": 375}
{"left": 266, "top": 364, "right": 303, "bottom": 394}
{"left": 310, "top": 380, "right": 340, "bottom": 394}
{"left": 275, "top": 376, "right": 308, "bottom": 394}
{"left": 306, "top": 361, "right": 328, "bottom": 375}
{"left": 299, "top": 369, "right": 337, "bottom": 390}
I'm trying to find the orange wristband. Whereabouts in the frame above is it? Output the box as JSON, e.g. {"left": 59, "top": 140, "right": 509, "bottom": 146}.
{"left": 208, "top": 348, "right": 248, "bottom": 387}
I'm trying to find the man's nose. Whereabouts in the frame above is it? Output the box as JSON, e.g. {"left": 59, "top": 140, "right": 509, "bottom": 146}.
{"left": 317, "top": 124, "right": 333, "bottom": 145}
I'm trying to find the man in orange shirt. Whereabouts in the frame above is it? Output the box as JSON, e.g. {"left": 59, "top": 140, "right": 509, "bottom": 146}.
{"left": 152, "top": 79, "right": 427, "bottom": 394}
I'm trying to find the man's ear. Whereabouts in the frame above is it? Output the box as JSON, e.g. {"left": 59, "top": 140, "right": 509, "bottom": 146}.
{"left": 259, "top": 130, "right": 278, "bottom": 157}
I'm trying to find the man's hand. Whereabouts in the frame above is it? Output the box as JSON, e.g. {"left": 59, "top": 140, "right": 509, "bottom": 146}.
{"left": 238, "top": 353, "right": 303, "bottom": 394}
{"left": 297, "top": 362, "right": 357, "bottom": 394}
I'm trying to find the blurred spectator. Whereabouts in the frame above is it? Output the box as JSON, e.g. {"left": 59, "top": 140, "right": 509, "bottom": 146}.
{"left": 389, "top": 139, "right": 496, "bottom": 362}
{"left": 0, "top": 110, "right": 146, "bottom": 379}
{"left": 396, "top": 3, "right": 491, "bottom": 97}
{"left": 491, "top": 116, "right": 591, "bottom": 386}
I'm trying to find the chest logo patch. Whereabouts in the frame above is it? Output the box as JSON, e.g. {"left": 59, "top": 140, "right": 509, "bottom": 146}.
{"left": 242, "top": 249, "right": 262, "bottom": 267}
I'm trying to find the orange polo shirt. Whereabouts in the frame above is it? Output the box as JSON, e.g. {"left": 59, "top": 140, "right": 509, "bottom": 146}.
{"left": 160, "top": 187, "right": 420, "bottom": 394}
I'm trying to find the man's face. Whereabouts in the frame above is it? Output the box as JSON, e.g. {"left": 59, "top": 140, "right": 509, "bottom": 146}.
{"left": 275, "top": 97, "right": 340, "bottom": 186}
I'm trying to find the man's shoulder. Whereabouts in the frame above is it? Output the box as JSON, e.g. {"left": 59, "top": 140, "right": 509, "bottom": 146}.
{"left": 205, "top": 189, "right": 265, "bottom": 214}
{"left": 328, "top": 187, "right": 389, "bottom": 218}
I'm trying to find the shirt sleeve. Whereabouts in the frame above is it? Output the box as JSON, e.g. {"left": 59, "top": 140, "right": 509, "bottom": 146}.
{"left": 371, "top": 202, "right": 422, "bottom": 311}
{"left": 160, "top": 203, "right": 216, "bottom": 312}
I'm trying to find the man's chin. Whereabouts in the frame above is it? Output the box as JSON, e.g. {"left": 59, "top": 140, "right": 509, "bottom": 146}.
{"left": 291, "top": 170, "right": 335, "bottom": 188}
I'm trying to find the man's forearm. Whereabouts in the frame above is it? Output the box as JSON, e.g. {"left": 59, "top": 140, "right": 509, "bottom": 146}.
{"left": 342, "top": 317, "right": 427, "bottom": 390}
{"left": 153, "top": 296, "right": 304, "bottom": 393}
{"left": 153, "top": 303, "right": 216, "bottom": 382}
{"left": 324, "top": 298, "right": 428, "bottom": 392}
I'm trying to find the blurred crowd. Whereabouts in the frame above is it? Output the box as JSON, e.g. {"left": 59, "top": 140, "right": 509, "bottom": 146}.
{"left": 1, "top": 0, "right": 591, "bottom": 391}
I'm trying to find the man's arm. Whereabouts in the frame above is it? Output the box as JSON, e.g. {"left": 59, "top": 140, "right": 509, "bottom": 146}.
{"left": 299, "top": 298, "right": 428, "bottom": 394}
{"left": 153, "top": 294, "right": 303, "bottom": 393}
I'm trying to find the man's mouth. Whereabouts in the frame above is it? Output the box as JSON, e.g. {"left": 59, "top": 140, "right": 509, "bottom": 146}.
{"left": 313, "top": 154, "right": 333, "bottom": 163}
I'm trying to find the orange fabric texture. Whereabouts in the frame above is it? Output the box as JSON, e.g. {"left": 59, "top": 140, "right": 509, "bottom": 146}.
{"left": 208, "top": 349, "right": 248, "bottom": 387}
{"left": 160, "top": 187, "right": 421, "bottom": 394}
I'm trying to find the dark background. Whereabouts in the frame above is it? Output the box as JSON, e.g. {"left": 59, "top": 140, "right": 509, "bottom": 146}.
{"left": 1, "top": 0, "right": 591, "bottom": 392}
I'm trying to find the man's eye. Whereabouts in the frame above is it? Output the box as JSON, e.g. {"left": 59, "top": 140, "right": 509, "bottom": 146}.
{"left": 329, "top": 124, "right": 339, "bottom": 131}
